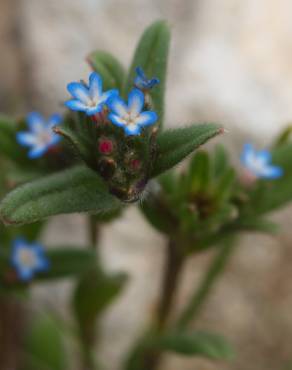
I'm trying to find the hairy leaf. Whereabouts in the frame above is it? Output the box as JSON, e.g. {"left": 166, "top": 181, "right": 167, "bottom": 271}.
{"left": 151, "top": 123, "right": 222, "bottom": 177}
{"left": 88, "top": 50, "right": 125, "bottom": 90}
{"left": 153, "top": 331, "right": 234, "bottom": 360}
{"left": 73, "top": 267, "right": 127, "bottom": 331}
{"left": 0, "top": 166, "right": 122, "bottom": 225}
{"left": 125, "top": 20, "right": 170, "bottom": 128}
{"left": 38, "top": 248, "right": 96, "bottom": 280}
{"left": 22, "top": 315, "right": 67, "bottom": 370}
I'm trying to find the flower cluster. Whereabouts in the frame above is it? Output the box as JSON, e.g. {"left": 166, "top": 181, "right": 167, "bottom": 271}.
{"left": 10, "top": 238, "right": 49, "bottom": 281}
{"left": 17, "top": 112, "right": 62, "bottom": 159}
{"left": 65, "top": 69, "right": 158, "bottom": 136}
{"left": 241, "top": 143, "right": 283, "bottom": 180}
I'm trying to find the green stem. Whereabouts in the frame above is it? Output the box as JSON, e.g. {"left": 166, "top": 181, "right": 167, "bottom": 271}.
{"left": 139, "top": 238, "right": 185, "bottom": 370}
{"left": 79, "top": 216, "right": 101, "bottom": 370}
{"left": 176, "top": 237, "right": 236, "bottom": 330}
{"left": 88, "top": 215, "right": 100, "bottom": 250}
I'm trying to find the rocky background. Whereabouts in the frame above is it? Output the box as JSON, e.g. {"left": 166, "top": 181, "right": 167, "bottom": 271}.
{"left": 1, "top": 0, "right": 292, "bottom": 369}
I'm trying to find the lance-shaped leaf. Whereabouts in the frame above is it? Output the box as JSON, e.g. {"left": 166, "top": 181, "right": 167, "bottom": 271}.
{"left": 0, "top": 166, "right": 122, "bottom": 225}
{"left": 152, "top": 331, "right": 234, "bottom": 360}
{"left": 246, "top": 142, "right": 292, "bottom": 215}
{"left": 124, "top": 20, "right": 170, "bottom": 128}
{"left": 124, "top": 330, "right": 234, "bottom": 370}
{"left": 151, "top": 123, "right": 223, "bottom": 177}
{"left": 38, "top": 248, "right": 96, "bottom": 280}
{"left": 87, "top": 50, "right": 125, "bottom": 90}
{"left": 22, "top": 315, "right": 68, "bottom": 370}
{"left": 73, "top": 267, "right": 127, "bottom": 337}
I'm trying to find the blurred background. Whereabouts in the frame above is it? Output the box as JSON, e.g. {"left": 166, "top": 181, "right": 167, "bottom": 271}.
{"left": 1, "top": 0, "right": 292, "bottom": 369}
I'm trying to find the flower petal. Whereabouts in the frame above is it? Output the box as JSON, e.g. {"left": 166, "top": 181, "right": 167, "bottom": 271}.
{"left": 108, "top": 113, "right": 126, "bottom": 128}
{"left": 65, "top": 100, "right": 88, "bottom": 112}
{"left": 261, "top": 165, "right": 283, "bottom": 179}
{"left": 67, "top": 82, "right": 90, "bottom": 104}
{"left": 241, "top": 143, "right": 255, "bottom": 168}
{"left": 48, "top": 113, "right": 62, "bottom": 129}
{"left": 128, "top": 88, "right": 144, "bottom": 116}
{"left": 27, "top": 112, "right": 45, "bottom": 133}
{"left": 85, "top": 105, "right": 103, "bottom": 116}
{"left": 99, "top": 89, "right": 119, "bottom": 105}
{"left": 257, "top": 150, "right": 271, "bottom": 164}
{"left": 89, "top": 72, "right": 103, "bottom": 100}
{"left": 18, "top": 267, "right": 34, "bottom": 281}
{"left": 16, "top": 132, "right": 38, "bottom": 147}
{"left": 136, "top": 66, "right": 146, "bottom": 79}
{"left": 28, "top": 145, "right": 48, "bottom": 159}
{"left": 108, "top": 96, "right": 128, "bottom": 117}
{"left": 136, "top": 111, "right": 158, "bottom": 127}
{"left": 125, "top": 124, "right": 141, "bottom": 136}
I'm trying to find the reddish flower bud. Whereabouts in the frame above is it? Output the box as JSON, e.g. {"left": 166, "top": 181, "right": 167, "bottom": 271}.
{"left": 130, "top": 159, "right": 142, "bottom": 171}
{"left": 98, "top": 138, "right": 114, "bottom": 155}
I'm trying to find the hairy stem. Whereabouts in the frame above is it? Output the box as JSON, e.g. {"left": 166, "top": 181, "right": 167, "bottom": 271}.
{"left": 140, "top": 238, "right": 185, "bottom": 370}
{"left": 87, "top": 215, "right": 100, "bottom": 250}
{"left": 79, "top": 216, "right": 101, "bottom": 370}
{"left": 0, "top": 296, "right": 26, "bottom": 370}
{"left": 176, "top": 237, "right": 235, "bottom": 330}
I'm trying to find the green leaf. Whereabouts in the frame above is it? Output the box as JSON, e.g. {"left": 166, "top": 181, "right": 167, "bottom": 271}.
{"left": 235, "top": 217, "right": 278, "bottom": 234}
{"left": 247, "top": 142, "right": 292, "bottom": 215}
{"left": 153, "top": 331, "right": 234, "bottom": 360}
{"left": 124, "top": 20, "right": 171, "bottom": 128}
{"left": 73, "top": 267, "right": 127, "bottom": 331}
{"left": 53, "top": 122, "right": 92, "bottom": 165}
{"left": 211, "top": 144, "right": 229, "bottom": 178}
{"left": 214, "top": 168, "right": 236, "bottom": 204}
{"left": 22, "top": 315, "right": 67, "bottom": 370}
{"left": 38, "top": 248, "right": 96, "bottom": 280}
{"left": 0, "top": 166, "right": 122, "bottom": 225}
{"left": 151, "top": 123, "right": 222, "bottom": 177}
{"left": 188, "top": 151, "right": 210, "bottom": 193}
{"left": 87, "top": 50, "right": 125, "bottom": 90}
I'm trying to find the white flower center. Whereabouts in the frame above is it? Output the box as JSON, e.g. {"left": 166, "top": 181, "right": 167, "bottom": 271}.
{"left": 18, "top": 249, "right": 37, "bottom": 268}
{"left": 38, "top": 131, "right": 52, "bottom": 146}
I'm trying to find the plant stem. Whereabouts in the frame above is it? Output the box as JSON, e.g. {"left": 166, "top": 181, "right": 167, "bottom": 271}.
{"left": 156, "top": 239, "right": 185, "bottom": 330}
{"left": 176, "top": 237, "right": 235, "bottom": 330}
{"left": 88, "top": 215, "right": 100, "bottom": 251}
{"left": 79, "top": 216, "right": 101, "bottom": 370}
{"left": 139, "top": 238, "right": 185, "bottom": 370}
{"left": 0, "top": 296, "right": 26, "bottom": 370}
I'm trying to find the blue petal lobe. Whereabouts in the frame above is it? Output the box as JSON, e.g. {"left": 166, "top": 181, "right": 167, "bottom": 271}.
{"left": 128, "top": 88, "right": 144, "bottom": 115}
{"left": 67, "top": 82, "right": 90, "bottom": 104}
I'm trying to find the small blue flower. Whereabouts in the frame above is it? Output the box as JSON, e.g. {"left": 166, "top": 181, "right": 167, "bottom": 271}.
{"left": 134, "top": 67, "right": 160, "bottom": 90}
{"left": 108, "top": 88, "right": 158, "bottom": 136}
{"left": 10, "top": 238, "right": 50, "bottom": 282}
{"left": 65, "top": 72, "right": 118, "bottom": 116}
{"left": 241, "top": 143, "right": 283, "bottom": 179}
{"left": 17, "top": 112, "right": 62, "bottom": 159}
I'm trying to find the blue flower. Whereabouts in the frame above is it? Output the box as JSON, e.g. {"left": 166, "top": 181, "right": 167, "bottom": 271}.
{"left": 65, "top": 72, "right": 118, "bottom": 116}
{"left": 241, "top": 143, "right": 283, "bottom": 179}
{"left": 134, "top": 67, "right": 160, "bottom": 90}
{"left": 108, "top": 88, "right": 158, "bottom": 136}
{"left": 10, "top": 238, "right": 50, "bottom": 282}
{"left": 17, "top": 112, "right": 62, "bottom": 159}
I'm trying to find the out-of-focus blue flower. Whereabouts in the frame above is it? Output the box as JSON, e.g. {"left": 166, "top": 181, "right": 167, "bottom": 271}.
{"left": 108, "top": 88, "right": 158, "bottom": 136}
{"left": 10, "top": 238, "right": 50, "bottom": 282}
{"left": 134, "top": 67, "right": 160, "bottom": 90}
{"left": 65, "top": 72, "right": 118, "bottom": 116}
{"left": 17, "top": 112, "right": 62, "bottom": 159}
{"left": 241, "top": 143, "right": 283, "bottom": 179}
